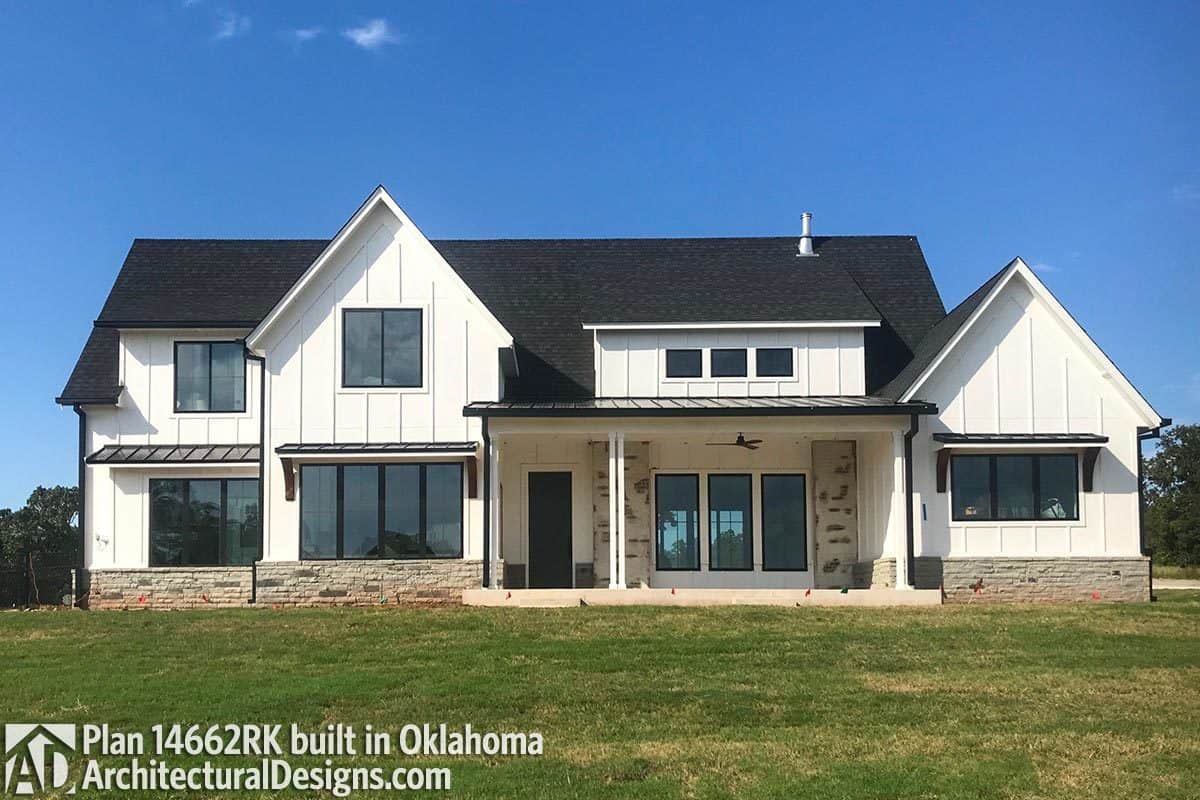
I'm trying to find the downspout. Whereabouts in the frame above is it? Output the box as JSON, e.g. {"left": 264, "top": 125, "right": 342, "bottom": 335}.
{"left": 1137, "top": 418, "right": 1171, "bottom": 603}
{"left": 481, "top": 415, "right": 491, "bottom": 589}
{"left": 244, "top": 346, "right": 267, "bottom": 605}
{"left": 73, "top": 405, "right": 87, "bottom": 606}
{"left": 903, "top": 413, "right": 920, "bottom": 588}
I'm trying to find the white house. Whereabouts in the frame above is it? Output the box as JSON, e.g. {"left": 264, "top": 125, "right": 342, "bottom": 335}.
{"left": 56, "top": 188, "right": 1169, "bottom": 607}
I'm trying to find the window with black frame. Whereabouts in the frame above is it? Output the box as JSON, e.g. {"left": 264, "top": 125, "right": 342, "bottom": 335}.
{"left": 762, "top": 474, "right": 807, "bottom": 570}
{"left": 951, "top": 454, "right": 1079, "bottom": 521}
{"left": 300, "top": 463, "right": 463, "bottom": 559}
{"left": 174, "top": 342, "right": 246, "bottom": 412}
{"left": 708, "top": 474, "right": 753, "bottom": 569}
{"left": 149, "top": 478, "right": 259, "bottom": 566}
{"left": 655, "top": 474, "right": 699, "bottom": 570}
{"left": 342, "top": 309, "right": 422, "bottom": 388}
{"left": 664, "top": 349, "right": 702, "bottom": 378}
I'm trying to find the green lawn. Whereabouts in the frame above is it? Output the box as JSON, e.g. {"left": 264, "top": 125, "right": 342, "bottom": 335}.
{"left": 1154, "top": 564, "right": 1200, "bottom": 580}
{"left": 3, "top": 594, "right": 1199, "bottom": 799}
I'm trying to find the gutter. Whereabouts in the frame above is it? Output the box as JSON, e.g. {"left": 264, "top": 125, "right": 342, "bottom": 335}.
{"left": 1137, "top": 417, "right": 1172, "bottom": 603}
{"left": 73, "top": 405, "right": 87, "bottom": 606}
{"left": 903, "top": 413, "right": 920, "bottom": 588}
{"left": 244, "top": 346, "right": 267, "bottom": 605}
{"left": 481, "top": 416, "right": 491, "bottom": 589}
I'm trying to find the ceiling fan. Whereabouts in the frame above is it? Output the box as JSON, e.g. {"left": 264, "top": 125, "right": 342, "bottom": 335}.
{"left": 706, "top": 433, "right": 763, "bottom": 450}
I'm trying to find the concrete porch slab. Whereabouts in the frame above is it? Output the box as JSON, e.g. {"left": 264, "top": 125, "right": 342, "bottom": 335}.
{"left": 462, "top": 587, "right": 942, "bottom": 607}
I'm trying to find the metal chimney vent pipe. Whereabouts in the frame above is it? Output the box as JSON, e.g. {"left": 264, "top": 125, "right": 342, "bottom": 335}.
{"left": 798, "top": 212, "right": 815, "bottom": 256}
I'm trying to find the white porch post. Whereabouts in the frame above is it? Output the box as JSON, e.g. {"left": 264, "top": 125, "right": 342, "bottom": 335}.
{"left": 489, "top": 438, "right": 501, "bottom": 589}
{"left": 892, "top": 430, "right": 911, "bottom": 589}
{"left": 608, "top": 431, "right": 626, "bottom": 588}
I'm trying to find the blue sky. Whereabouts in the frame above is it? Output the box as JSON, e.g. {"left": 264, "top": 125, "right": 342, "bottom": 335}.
{"left": 0, "top": 1, "right": 1197, "bottom": 509}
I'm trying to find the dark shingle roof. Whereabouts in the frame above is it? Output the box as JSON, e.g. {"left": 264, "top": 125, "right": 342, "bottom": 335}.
{"left": 878, "top": 260, "right": 1013, "bottom": 400}
{"left": 59, "top": 235, "right": 947, "bottom": 404}
{"left": 57, "top": 327, "right": 121, "bottom": 404}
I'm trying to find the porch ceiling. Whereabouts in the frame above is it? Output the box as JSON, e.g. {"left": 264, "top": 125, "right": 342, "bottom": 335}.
{"left": 465, "top": 395, "right": 936, "bottom": 418}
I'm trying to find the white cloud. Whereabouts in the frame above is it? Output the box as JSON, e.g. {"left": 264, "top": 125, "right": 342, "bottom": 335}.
{"left": 343, "top": 18, "right": 398, "bottom": 50}
{"left": 1171, "top": 183, "right": 1200, "bottom": 204}
{"left": 215, "top": 10, "right": 251, "bottom": 40}
{"left": 287, "top": 27, "right": 323, "bottom": 45}
{"left": 1031, "top": 261, "right": 1059, "bottom": 274}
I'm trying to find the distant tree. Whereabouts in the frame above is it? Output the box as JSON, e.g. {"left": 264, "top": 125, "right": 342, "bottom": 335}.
{"left": 0, "top": 486, "right": 79, "bottom": 566}
{"left": 1144, "top": 425, "right": 1200, "bottom": 566}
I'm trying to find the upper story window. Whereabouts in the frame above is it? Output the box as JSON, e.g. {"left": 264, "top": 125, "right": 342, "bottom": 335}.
{"left": 664, "top": 349, "right": 702, "bottom": 378}
{"left": 710, "top": 349, "right": 747, "bottom": 378}
{"left": 174, "top": 341, "right": 246, "bottom": 413}
{"left": 951, "top": 454, "right": 1079, "bottom": 521}
{"left": 343, "top": 309, "right": 422, "bottom": 388}
{"left": 755, "top": 348, "right": 794, "bottom": 378}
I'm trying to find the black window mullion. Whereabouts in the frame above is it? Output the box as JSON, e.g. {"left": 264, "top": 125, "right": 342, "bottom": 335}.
{"left": 218, "top": 479, "right": 227, "bottom": 567}
{"left": 377, "top": 465, "right": 385, "bottom": 560}
{"left": 336, "top": 466, "right": 345, "bottom": 559}
{"left": 378, "top": 311, "right": 386, "bottom": 387}
{"left": 182, "top": 480, "right": 191, "bottom": 568}
{"left": 989, "top": 456, "right": 998, "bottom": 520}
{"left": 1032, "top": 456, "right": 1041, "bottom": 521}
{"left": 418, "top": 465, "right": 428, "bottom": 555}
{"left": 207, "top": 343, "right": 215, "bottom": 412}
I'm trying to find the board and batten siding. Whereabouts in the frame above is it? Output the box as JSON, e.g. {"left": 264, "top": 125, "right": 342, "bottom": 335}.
{"left": 258, "top": 204, "right": 510, "bottom": 562}
{"left": 82, "top": 330, "right": 261, "bottom": 569}
{"left": 914, "top": 275, "right": 1144, "bottom": 559}
{"left": 594, "top": 328, "right": 866, "bottom": 398}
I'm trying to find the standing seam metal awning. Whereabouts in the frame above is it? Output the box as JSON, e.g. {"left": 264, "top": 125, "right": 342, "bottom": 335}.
{"left": 85, "top": 444, "right": 261, "bottom": 465}
{"left": 931, "top": 433, "right": 1108, "bottom": 493}
{"left": 464, "top": 396, "right": 937, "bottom": 417}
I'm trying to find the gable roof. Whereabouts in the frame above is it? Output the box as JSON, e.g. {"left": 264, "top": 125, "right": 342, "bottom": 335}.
{"left": 58, "top": 231, "right": 946, "bottom": 404}
{"left": 881, "top": 257, "right": 1164, "bottom": 427}
{"left": 877, "top": 260, "right": 1011, "bottom": 400}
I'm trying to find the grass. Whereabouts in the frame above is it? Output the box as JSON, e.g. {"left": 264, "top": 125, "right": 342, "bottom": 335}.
{"left": 2, "top": 594, "right": 1199, "bottom": 799}
{"left": 1153, "top": 564, "right": 1200, "bottom": 580}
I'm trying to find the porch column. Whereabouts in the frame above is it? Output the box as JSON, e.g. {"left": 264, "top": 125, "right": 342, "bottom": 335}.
{"left": 891, "top": 430, "right": 911, "bottom": 589}
{"left": 608, "top": 431, "right": 626, "bottom": 588}
{"left": 489, "top": 437, "right": 501, "bottom": 589}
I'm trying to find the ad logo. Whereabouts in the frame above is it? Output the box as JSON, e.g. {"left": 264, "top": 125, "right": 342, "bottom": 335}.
{"left": 3, "top": 725, "right": 75, "bottom": 796}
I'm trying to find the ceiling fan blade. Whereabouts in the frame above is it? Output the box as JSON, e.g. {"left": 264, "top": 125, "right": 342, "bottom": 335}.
{"left": 744, "top": 444, "right": 760, "bottom": 450}
{"left": 744, "top": 439, "right": 763, "bottom": 445}
{"left": 705, "top": 442, "right": 743, "bottom": 446}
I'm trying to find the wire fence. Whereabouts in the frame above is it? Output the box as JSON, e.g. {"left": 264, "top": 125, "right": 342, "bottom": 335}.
{"left": 0, "top": 561, "right": 77, "bottom": 608}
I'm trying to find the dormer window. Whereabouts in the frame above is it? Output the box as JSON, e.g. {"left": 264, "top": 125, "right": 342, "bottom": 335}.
{"left": 710, "top": 348, "right": 748, "bottom": 377}
{"left": 174, "top": 341, "right": 246, "bottom": 413}
{"left": 755, "top": 348, "right": 793, "bottom": 378}
{"left": 343, "top": 309, "right": 423, "bottom": 388}
{"left": 665, "top": 349, "right": 702, "bottom": 378}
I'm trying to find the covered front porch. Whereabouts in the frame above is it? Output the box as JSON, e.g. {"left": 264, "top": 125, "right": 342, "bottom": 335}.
{"left": 468, "top": 397, "right": 940, "bottom": 603}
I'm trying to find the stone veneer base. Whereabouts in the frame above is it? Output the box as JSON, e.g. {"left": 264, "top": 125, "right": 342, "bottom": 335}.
{"left": 255, "top": 559, "right": 497, "bottom": 606}
{"left": 939, "top": 556, "right": 1149, "bottom": 602}
{"left": 81, "top": 567, "right": 253, "bottom": 609}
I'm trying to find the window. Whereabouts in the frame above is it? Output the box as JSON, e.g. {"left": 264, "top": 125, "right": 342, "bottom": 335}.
{"left": 762, "top": 474, "right": 807, "bottom": 570}
{"left": 342, "top": 309, "right": 422, "bottom": 388}
{"left": 149, "top": 478, "right": 259, "bottom": 566}
{"left": 664, "top": 349, "right": 702, "bottom": 378}
{"left": 174, "top": 342, "right": 245, "bottom": 412}
{"left": 710, "top": 349, "right": 747, "bottom": 378}
{"left": 299, "top": 463, "right": 463, "bottom": 559}
{"left": 951, "top": 454, "right": 1079, "bottom": 521}
{"left": 655, "top": 475, "right": 699, "bottom": 570}
{"left": 708, "top": 474, "right": 753, "bottom": 569}
{"left": 755, "top": 348, "right": 793, "bottom": 378}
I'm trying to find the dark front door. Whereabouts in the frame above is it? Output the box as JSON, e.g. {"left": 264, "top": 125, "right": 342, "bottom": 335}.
{"left": 528, "top": 471, "right": 573, "bottom": 589}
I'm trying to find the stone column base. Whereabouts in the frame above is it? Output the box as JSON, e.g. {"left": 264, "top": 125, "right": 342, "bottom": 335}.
{"left": 852, "top": 558, "right": 896, "bottom": 588}
{"left": 81, "top": 568, "right": 253, "bottom": 609}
